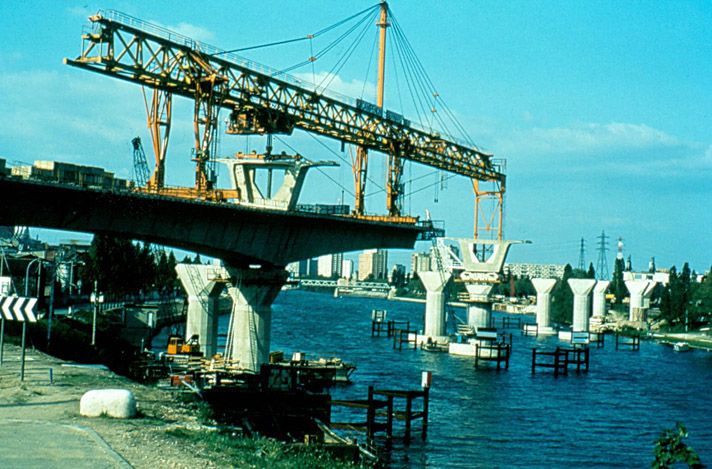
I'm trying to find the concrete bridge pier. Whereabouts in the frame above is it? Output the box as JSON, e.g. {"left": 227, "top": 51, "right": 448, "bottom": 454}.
{"left": 175, "top": 263, "right": 226, "bottom": 357}
{"left": 625, "top": 280, "right": 656, "bottom": 322}
{"left": 417, "top": 271, "right": 452, "bottom": 339}
{"left": 465, "top": 284, "right": 493, "bottom": 329}
{"left": 224, "top": 266, "right": 288, "bottom": 373}
{"left": 592, "top": 280, "right": 610, "bottom": 321}
{"left": 531, "top": 278, "right": 557, "bottom": 335}
{"left": 568, "top": 279, "right": 596, "bottom": 332}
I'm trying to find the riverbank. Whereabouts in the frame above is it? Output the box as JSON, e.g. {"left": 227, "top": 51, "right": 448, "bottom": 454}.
{"left": 651, "top": 331, "right": 712, "bottom": 351}
{"left": 0, "top": 343, "right": 361, "bottom": 468}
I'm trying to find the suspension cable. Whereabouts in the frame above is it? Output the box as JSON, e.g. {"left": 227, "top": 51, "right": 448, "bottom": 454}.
{"left": 274, "top": 135, "right": 356, "bottom": 198}
{"left": 212, "top": 3, "right": 380, "bottom": 56}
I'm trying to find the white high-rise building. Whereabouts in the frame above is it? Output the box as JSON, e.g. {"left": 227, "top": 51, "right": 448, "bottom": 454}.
{"left": 317, "top": 253, "right": 344, "bottom": 278}
{"left": 358, "top": 249, "right": 388, "bottom": 281}
{"left": 341, "top": 259, "right": 354, "bottom": 280}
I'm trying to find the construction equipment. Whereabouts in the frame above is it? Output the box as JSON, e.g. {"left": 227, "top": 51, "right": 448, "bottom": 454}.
{"left": 166, "top": 334, "right": 202, "bottom": 356}
{"left": 131, "top": 137, "right": 151, "bottom": 187}
{"left": 65, "top": 4, "right": 505, "bottom": 237}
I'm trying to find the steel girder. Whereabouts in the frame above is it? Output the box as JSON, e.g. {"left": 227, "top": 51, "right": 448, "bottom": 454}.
{"left": 65, "top": 14, "right": 504, "bottom": 184}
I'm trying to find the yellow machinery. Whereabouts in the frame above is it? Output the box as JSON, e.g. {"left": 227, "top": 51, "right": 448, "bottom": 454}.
{"left": 166, "top": 334, "right": 201, "bottom": 356}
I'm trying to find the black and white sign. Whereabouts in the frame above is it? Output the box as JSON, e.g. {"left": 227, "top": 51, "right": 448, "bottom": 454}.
{"left": 0, "top": 296, "right": 38, "bottom": 323}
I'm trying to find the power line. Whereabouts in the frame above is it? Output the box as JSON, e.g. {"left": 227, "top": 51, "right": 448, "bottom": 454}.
{"left": 596, "top": 230, "right": 610, "bottom": 280}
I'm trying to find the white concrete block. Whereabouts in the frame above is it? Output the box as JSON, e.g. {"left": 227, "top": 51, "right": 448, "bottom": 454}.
{"left": 80, "top": 389, "right": 137, "bottom": 419}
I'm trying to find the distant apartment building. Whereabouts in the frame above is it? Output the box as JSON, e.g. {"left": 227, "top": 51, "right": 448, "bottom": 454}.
{"left": 358, "top": 249, "right": 388, "bottom": 281}
{"left": 411, "top": 251, "right": 432, "bottom": 273}
{"left": 10, "top": 160, "right": 130, "bottom": 190}
{"left": 505, "top": 263, "right": 567, "bottom": 279}
{"left": 317, "top": 253, "right": 344, "bottom": 278}
{"left": 341, "top": 259, "right": 354, "bottom": 280}
{"left": 286, "top": 262, "right": 300, "bottom": 278}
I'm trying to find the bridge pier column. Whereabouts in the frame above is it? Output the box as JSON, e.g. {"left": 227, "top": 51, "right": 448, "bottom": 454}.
{"left": 225, "top": 266, "right": 288, "bottom": 373}
{"left": 531, "top": 278, "right": 557, "bottom": 335}
{"left": 175, "top": 264, "right": 225, "bottom": 358}
{"left": 417, "top": 271, "right": 451, "bottom": 339}
{"left": 625, "top": 280, "right": 656, "bottom": 322}
{"left": 592, "top": 280, "right": 610, "bottom": 322}
{"left": 568, "top": 279, "right": 596, "bottom": 332}
{"left": 465, "top": 284, "right": 493, "bottom": 329}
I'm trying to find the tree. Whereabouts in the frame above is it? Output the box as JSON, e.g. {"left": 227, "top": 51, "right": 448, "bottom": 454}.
{"left": 652, "top": 422, "right": 703, "bottom": 468}
{"left": 551, "top": 264, "right": 575, "bottom": 325}
{"left": 611, "top": 258, "right": 628, "bottom": 305}
{"left": 689, "top": 269, "right": 712, "bottom": 326}
{"left": 587, "top": 262, "right": 596, "bottom": 279}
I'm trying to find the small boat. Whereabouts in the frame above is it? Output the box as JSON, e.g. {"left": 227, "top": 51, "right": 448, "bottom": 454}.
{"left": 673, "top": 342, "right": 692, "bottom": 352}
{"left": 270, "top": 351, "right": 357, "bottom": 383}
{"left": 422, "top": 341, "right": 449, "bottom": 353}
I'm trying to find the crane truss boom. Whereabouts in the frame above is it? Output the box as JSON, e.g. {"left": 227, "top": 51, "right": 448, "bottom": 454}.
{"left": 64, "top": 12, "right": 504, "bottom": 184}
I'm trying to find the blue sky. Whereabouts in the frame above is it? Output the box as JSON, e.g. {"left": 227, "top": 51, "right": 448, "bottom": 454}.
{"left": 1, "top": 1, "right": 710, "bottom": 273}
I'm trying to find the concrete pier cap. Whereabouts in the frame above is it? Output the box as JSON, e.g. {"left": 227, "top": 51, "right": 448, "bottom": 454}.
{"left": 417, "top": 271, "right": 452, "bottom": 339}
{"left": 531, "top": 278, "right": 557, "bottom": 334}
{"left": 567, "top": 278, "right": 596, "bottom": 332}
{"left": 592, "top": 280, "right": 610, "bottom": 318}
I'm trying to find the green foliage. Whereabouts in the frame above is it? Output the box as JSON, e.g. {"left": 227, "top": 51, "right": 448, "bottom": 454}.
{"left": 611, "top": 258, "right": 628, "bottom": 304}
{"left": 652, "top": 422, "right": 703, "bottom": 468}
{"left": 164, "top": 428, "right": 367, "bottom": 469}
{"left": 78, "top": 234, "right": 180, "bottom": 298}
{"left": 550, "top": 264, "right": 590, "bottom": 325}
{"left": 587, "top": 262, "right": 596, "bottom": 279}
{"left": 689, "top": 268, "right": 712, "bottom": 322}
{"left": 659, "top": 263, "right": 703, "bottom": 330}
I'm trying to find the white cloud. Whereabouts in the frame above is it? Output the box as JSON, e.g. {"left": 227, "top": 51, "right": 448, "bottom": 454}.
{"left": 293, "top": 71, "right": 376, "bottom": 101}
{"left": 501, "top": 122, "right": 679, "bottom": 156}
{"left": 152, "top": 20, "right": 216, "bottom": 44}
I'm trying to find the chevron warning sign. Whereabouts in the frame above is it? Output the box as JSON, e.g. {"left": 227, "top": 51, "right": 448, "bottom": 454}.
{"left": 0, "top": 296, "right": 38, "bottom": 323}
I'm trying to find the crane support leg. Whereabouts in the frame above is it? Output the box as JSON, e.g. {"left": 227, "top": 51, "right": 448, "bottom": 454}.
{"left": 472, "top": 177, "right": 505, "bottom": 241}
{"left": 144, "top": 88, "right": 171, "bottom": 189}
{"left": 192, "top": 83, "right": 221, "bottom": 192}
{"left": 386, "top": 154, "right": 403, "bottom": 217}
{"left": 353, "top": 146, "right": 369, "bottom": 215}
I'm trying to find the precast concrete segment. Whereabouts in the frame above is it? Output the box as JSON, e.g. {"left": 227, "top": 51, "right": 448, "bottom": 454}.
{"left": 464, "top": 284, "right": 493, "bottom": 328}
{"left": 417, "top": 271, "right": 451, "bottom": 338}
{"left": 531, "top": 278, "right": 557, "bottom": 332}
{"left": 625, "top": 280, "right": 654, "bottom": 322}
{"left": 592, "top": 280, "right": 610, "bottom": 318}
{"left": 175, "top": 264, "right": 227, "bottom": 357}
{"left": 224, "top": 266, "right": 288, "bottom": 372}
{"left": 0, "top": 178, "right": 423, "bottom": 268}
{"left": 568, "top": 279, "right": 596, "bottom": 332}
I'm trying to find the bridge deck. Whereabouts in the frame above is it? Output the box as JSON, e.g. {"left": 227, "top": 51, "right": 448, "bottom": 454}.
{"left": 0, "top": 177, "right": 425, "bottom": 267}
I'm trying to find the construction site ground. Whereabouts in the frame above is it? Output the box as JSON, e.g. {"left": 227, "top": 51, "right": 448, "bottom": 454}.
{"left": 0, "top": 343, "right": 236, "bottom": 468}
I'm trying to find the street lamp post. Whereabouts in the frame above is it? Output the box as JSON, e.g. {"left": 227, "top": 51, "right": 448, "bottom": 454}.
{"left": 21, "top": 258, "right": 42, "bottom": 381}
{"left": 90, "top": 281, "right": 104, "bottom": 346}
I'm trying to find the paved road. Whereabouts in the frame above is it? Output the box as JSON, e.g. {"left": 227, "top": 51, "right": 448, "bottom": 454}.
{"left": 0, "top": 419, "right": 131, "bottom": 468}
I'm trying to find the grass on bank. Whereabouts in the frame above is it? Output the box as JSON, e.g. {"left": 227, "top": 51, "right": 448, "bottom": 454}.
{"left": 164, "top": 427, "right": 369, "bottom": 469}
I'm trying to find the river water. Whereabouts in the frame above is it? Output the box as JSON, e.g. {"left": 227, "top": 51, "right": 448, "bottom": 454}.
{"left": 213, "top": 290, "right": 712, "bottom": 468}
